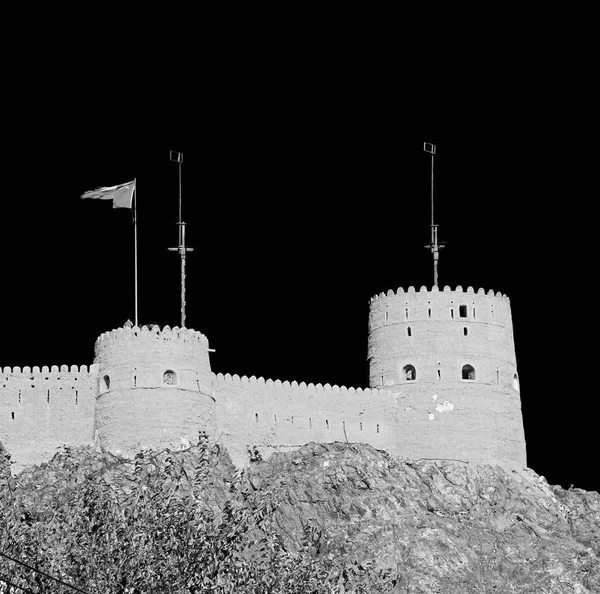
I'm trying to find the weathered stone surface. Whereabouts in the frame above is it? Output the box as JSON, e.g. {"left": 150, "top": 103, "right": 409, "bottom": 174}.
{"left": 245, "top": 442, "right": 600, "bottom": 592}
{"left": 3, "top": 439, "right": 598, "bottom": 591}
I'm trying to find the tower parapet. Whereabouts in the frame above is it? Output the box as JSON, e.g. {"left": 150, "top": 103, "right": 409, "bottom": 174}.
{"left": 93, "top": 325, "right": 215, "bottom": 456}
{"left": 368, "top": 285, "right": 526, "bottom": 467}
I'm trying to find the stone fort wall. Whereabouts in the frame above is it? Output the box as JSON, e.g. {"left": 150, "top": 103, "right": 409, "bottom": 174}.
{"left": 0, "top": 365, "right": 96, "bottom": 470}
{"left": 214, "top": 373, "right": 396, "bottom": 467}
{"left": 0, "top": 286, "right": 528, "bottom": 472}
{"left": 368, "top": 285, "right": 526, "bottom": 467}
{"left": 368, "top": 285, "right": 517, "bottom": 390}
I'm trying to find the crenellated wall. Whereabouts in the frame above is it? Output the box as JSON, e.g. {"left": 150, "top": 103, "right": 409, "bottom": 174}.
{"left": 0, "top": 285, "right": 527, "bottom": 472}
{"left": 367, "top": 285, "right": 526, "bottom": 467}
{"left": 214, "top": 373, "right": 396, "bottom": 467}
{"left": 0, "top": 365, "right": 96, "bottom": 470}
{"left": 368, "top": 285, "right": 517, "bottom": 388}
{"left": 93, "top": 325, "right": 216, "bottom": 457}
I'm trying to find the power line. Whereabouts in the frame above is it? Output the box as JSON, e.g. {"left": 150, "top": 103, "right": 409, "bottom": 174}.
{"left": 0, "top": 551, "right": 90, "bottom": 594}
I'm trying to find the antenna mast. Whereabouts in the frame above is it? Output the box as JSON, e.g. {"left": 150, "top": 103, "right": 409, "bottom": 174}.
{"left": 168, "top": 151, "right": 194, "bottom": 328}
{"left": 424, "top": 142, "right": 444, "bottom": 286}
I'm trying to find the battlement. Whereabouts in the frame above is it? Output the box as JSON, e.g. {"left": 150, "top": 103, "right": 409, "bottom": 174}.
{"left": 1, "top": 364, "right": 98, "bottom": 376}
{"left": 369, "top": 285, "right": 513, "bottom": 329}
{"left": 214, "top": 372, "right": 393, "bottom": 399}
{"left": 370, "top": 285, "right": 509, "bottom": 303}
{"left": 95, "top": 325, "right": 210, "bottom": 354}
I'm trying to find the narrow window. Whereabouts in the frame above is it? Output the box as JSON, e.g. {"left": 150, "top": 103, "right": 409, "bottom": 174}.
{"left": 274, "top": 414, "right": 277, "bottom": 423}
{"left": 405, "top": 308, "right": 409, "bottom": 320}
{"left": 513, "top": 373, "right": 520, "bottom": 392}
{"left": 381, "top": 375, "right": 384, "bottom": 386}
{"left": 75, "top": 390, "right": 79, "bottom": 405}
{"left": 11, "top": 412, "right": 15, "bottom": 420}
{"left": 133, "top": 375, "right": 137, "bottom": 387}
{"left": 407, "top": 326, "right": 412, "bottom": 337}
{"left": 496, "top": 369, "right": 500, "bottom": 384}
{"left": 255, "top": 413, "right": 259, "bottom": 423}
{"left": 18, "top": 390, "right": 21, "bottom": 403}
{"left": 385, "top": 311, "right": 389, "bottom": 324}
{"left": 463, "top": 327, "right": 468, "bottom": 336}
{"left": 102, "top": 375, "right": 110, "bottom": 391}
{"left": 377, "top": 424, "right": 380, "bottom": 434}
{"left": 472, "top": 307, "right": 476, "bottom": 319}
{"left": 462, "top": 364, "right": 476, "bottom": 380}
{"left": 360, "top": 422, "right": 363, "bottom": 431}
{"left": 309, "top": 417, "right": 312, "bottom": 429}
{"left": 326, "top": 419, "right": 329, "bottom": 429}
{"left": 403, "top": 364, "right": 416, "bottom": 381}
{"left": 459, "top": 305, "right": 467, "bottom": 318}
{"left": 450, "top": 308, "right": 454, "bottom": 319}
{"left": 163, "top": 370, "right": 176, "bottom": 385}
{"left": 47, "top": 390, "right": 50, "bottom": 403}
{"left": 428, "top": 308, "right": 432, "bottom": 319}
{"left": 437, "top": 369, "right": 441, "bottom": 380}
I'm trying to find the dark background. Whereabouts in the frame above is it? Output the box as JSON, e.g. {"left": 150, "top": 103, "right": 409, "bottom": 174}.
{"left": 1, "top": 60, "right": 596, "bottom": 492}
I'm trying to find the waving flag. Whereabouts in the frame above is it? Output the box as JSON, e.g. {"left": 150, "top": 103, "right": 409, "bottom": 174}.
{"left": 81, "top": 180, "right": 136, "bottom": 209}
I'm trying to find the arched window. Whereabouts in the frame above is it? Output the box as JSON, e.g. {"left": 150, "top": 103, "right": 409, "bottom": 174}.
{"left": 102, "top": 375, "right": 110, "bottom": 391}
{"left": 163, "top": 370, "right": 177, "bottom": 385}
{"left": 513, "top": 373, "right": 520, "bottom": 392}
{"left": 403, "top": 364, "right": 416, "bottom": 381}
{"left": 462, "top": 365, "right": 475, "bottom": 380}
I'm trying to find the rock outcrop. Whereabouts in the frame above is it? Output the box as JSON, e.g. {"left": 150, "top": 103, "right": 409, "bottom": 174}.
{"left": 2, "top": 441, "right": 598, "bottom": 592}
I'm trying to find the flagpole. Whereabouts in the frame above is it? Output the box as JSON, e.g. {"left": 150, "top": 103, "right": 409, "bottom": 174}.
{"left": 134, "top": 178, "right": 138, "bottom": 327}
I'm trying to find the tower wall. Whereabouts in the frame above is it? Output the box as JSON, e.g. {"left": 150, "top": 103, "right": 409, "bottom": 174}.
{"left": 368, "top": 285, "right": 526, "bottom": 467}
{"left": 93, "top": 325, "right": 215, "bottom": 456}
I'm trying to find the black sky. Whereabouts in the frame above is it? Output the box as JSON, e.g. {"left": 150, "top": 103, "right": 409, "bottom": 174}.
{"left": 0, "top": 69, "right": 596, "bottom": 492}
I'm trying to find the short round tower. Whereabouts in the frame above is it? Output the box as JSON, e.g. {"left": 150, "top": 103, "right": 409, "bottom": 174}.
{"left": 93, "top": 325, "right": 215, "bottom": 456}
{"left": 368, "top": 285, "right": 526, "bottom": 467}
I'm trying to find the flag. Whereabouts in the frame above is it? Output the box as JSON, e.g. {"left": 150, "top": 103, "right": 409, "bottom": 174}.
{"left": 424, "top": 142, "right": 436, "bottom": 154}
{"left": 81, "top": 180, "right": 136, "bottom": 209}
{"left": 170, "top": 150, "right": 183, "bottom": 163}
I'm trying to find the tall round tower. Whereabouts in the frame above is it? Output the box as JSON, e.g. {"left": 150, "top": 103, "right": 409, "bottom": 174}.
{"left": 368, "top": 285, "right": 526, "bottom": 468}
{"left": 93, "top": 325, "right": 215, "bottom": 456}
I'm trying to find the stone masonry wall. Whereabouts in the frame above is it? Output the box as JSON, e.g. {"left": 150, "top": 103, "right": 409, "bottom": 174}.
{"left": 93, "top": 325, "right": 216, "bottom": 457}
{"left": 367, "top": 285, "right": 526, "bottom": 467}
{"left": 215, "top": 373, "right": 396, "bottom": 467}
{"left": 0, "top": 365, "right": 96, "bottom": 471}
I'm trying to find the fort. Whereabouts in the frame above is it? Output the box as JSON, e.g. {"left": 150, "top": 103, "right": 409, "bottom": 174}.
{"left": 0, "top": 284, "right": 527, "bottom": 473}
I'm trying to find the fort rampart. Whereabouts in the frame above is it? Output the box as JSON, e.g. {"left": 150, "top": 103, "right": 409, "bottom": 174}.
{"left": 0, "top": 365, "right": 96, "bottom": 469}
{"left": 0, "top": 286, "right": 528, "bottom": 472}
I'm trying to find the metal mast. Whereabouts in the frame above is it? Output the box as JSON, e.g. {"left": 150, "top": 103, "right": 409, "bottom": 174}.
{"left": 168, "top": 151, "right": 194, "bottom": 328}
{"left": 424, "top": 142, "right": 443, "bottom": 286}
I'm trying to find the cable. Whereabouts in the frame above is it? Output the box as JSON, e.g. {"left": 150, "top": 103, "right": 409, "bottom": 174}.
{"left": 0, "top": 551, "right": 90, "bottom": 594}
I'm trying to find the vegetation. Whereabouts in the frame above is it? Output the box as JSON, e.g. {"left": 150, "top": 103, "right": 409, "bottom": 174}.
{"left": 0, "top": 436, "right": 399, "bottom": 593}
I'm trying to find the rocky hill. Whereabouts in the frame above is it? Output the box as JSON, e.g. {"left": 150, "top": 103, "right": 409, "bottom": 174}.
{"left": 1, "top": 439, "right": 598, "bottom": 593}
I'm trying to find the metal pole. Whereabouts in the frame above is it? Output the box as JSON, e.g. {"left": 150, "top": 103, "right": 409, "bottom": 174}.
{"left": 431, "top": 150, "right": 434, "bottom": 228}
{"left": 181, "top": 221, "right": 186, "bottom": 328}
{"left": 169, "top": 151, "right": 193, "bottom": 329}
{"left": 179, "top": 161, "right": 185, "bottom": 328}
{"left": 134, "top": 178, "right": 138, "bottom": 327}
{"left": 424, "top": 143, "right": 442, "bottom": 287}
